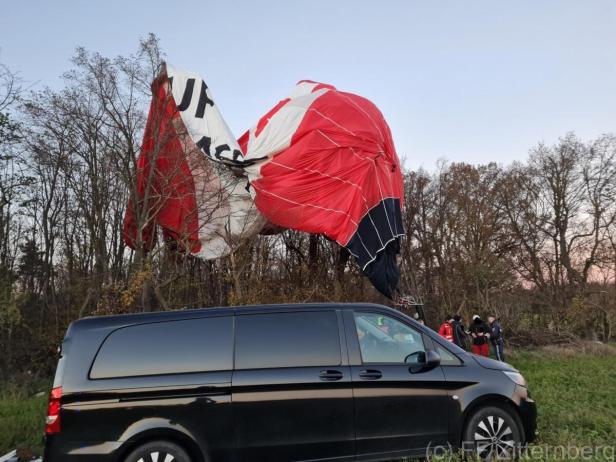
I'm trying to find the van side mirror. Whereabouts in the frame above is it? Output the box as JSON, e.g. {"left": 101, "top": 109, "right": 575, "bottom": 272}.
{"left": 406, "top": 349, "right": 441, "bottom": 374}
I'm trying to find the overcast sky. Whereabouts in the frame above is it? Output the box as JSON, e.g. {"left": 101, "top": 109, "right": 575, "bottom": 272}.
{"left": 1, "top": 0, "right": 615, "bottom": 170}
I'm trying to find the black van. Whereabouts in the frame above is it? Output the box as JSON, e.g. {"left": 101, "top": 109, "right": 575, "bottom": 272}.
{"left": 44, "top": 303, "right": 536, "bottom": 462}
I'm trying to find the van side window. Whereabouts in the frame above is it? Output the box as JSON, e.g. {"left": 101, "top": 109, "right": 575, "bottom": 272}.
{"left": 90, "top": 317, "right": 233, "bottom": 379}
{"left": 235, "top": 311, "right": 341, "bottom": 369}
{"left": 354, "top": 312, "right": 425, "bottom": 364}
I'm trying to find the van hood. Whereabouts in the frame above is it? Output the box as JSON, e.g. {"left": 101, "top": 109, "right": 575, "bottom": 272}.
{"left": 472, "top": 354, "right": 517, "bottom": 372}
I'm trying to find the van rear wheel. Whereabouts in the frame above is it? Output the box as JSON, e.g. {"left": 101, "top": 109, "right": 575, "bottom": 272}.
{"left": 124, "top": 440, "right": 192, "bottom": 462}
{"left": 463, "top": 405, "right": 522, "bottom": 460}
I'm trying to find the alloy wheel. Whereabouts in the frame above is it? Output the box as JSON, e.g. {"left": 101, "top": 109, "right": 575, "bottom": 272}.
{"left": 137, "top": 452, "right": 177, "bottom": 462}
{"left": 473, "top": 415, "right": 516, "bottom": 459}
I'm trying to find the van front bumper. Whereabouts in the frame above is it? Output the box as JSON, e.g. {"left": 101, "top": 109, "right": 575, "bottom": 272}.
{"left": 519, "top": 395, "right": 537, "bottom": 444}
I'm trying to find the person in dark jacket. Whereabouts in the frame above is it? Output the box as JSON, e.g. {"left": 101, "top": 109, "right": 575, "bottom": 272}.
{"left": 469, "top": 314, "right": 490, "bottom": 356}
{"left": 452, "top": 315, "right": 469, "bottom": 350}
{"left": 488, "top": 314, "right": 505, "bottom": 361}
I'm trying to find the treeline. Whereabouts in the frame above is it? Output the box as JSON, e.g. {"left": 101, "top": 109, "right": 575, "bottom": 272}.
{"left": 1, "top": 36, "right": 615, "bottom": 380}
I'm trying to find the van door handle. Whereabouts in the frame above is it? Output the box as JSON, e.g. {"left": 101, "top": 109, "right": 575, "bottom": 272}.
{"left": 359, "top": 369, "right": 382, "bottom": 380}
{"left": 319, "top": 370, "right": 344, "bottom": 381}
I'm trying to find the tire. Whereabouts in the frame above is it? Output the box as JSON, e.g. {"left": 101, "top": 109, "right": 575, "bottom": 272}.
{"left": 463, "top": 405, "right": 522, "bottom": 460}
{"left": 124, "top": 440, "right": 192, "bottom": 462}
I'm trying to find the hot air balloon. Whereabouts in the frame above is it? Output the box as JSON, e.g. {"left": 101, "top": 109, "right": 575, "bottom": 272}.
{"left": 124, "top": 64, "right": 404, "bottom": 297}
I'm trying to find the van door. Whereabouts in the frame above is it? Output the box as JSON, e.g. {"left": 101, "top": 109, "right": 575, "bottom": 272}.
{"left": 232, "top": 309, "right": 354, "bottom": 462}
{"left": 344, "top": 310, "right": 450, "bottom": 459}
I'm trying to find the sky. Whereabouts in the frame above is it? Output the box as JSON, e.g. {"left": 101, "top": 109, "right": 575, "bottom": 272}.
{"left": 1, "top": 0, "right": 615, "bottom": 170}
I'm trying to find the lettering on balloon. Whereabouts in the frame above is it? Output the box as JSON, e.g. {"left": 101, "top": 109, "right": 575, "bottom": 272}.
{"left": 214, "top": 144, "right": 230, "bottom": 159}
{"left": 176, "top": 78, "right": 195, "bottom": 111}
{"left": 196, "top": 136, "right": 211, "bottom": 156}
{"left": 175, "top": 78, "right": 215, "bottom": 119}
{"left": 195, "top": 81, "right": 215, "bottom": 118}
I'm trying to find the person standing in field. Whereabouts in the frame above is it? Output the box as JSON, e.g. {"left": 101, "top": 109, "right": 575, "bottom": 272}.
{"left": 488, "top": 314, "right": 505, "bottom": 362}
{"left": 469, "top": 314, "right": 490, "bottom": 356}
{"left": 452, "top": 315, "right": 469, "bottom": 350}
{"left": 438, "top": 315, "right": 454, "bottom": 342}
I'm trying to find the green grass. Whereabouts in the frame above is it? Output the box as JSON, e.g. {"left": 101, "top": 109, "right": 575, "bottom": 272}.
{"left": 508, "top": 348, "right": 616, "bottom": 459}
{"left": 0, "top": 382, "right": 47, "bottom": 456}
{"left": 1, "top": 348, "right": 615, "bottom": 459}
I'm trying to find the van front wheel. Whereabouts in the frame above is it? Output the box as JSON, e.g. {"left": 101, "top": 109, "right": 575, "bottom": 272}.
{"left": 124, "top": 440, "right": 192, "bottom": 462}
{"left": 462, "top": 405, "right": 522, "bottom": 460}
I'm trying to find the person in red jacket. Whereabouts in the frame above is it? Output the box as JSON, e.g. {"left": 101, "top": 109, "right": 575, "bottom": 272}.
{"left": 438, "top": 315, "right": 454, "bottom": 342}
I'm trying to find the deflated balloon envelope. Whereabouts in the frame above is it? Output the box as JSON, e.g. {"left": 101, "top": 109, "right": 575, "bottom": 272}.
{"left": 124, "top": 65, "right": 405, "bottom": 298}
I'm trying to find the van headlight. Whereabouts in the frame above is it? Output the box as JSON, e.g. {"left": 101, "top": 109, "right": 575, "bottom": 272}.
{"left": 503, "top": 371, "right": 527, "bottom": 387}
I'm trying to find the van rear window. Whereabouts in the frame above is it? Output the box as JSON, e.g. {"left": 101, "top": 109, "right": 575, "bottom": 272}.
{"left": 90, "top": 316, "right": 233, "bottom": 379}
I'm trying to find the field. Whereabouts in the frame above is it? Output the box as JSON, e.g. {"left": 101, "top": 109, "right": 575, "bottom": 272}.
{"left": 1, "top": 347, "right": 615, "bottom": 460}
{"left": 508, "top": 348, "right": 616, "bottom": 461}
